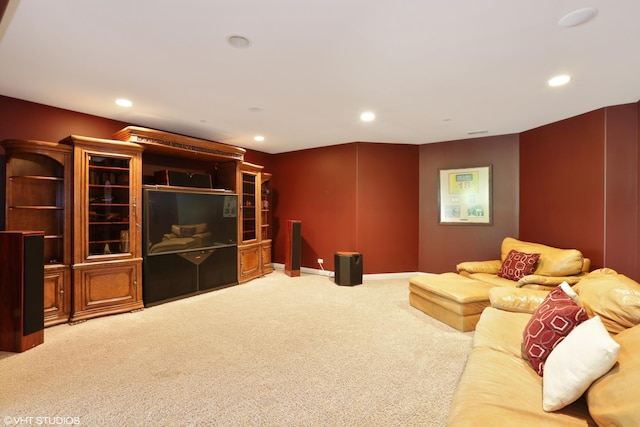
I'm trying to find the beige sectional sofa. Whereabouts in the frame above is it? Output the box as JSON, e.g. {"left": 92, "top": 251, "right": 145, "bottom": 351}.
{"left": 409, "top": 237, "right": 591, "bottom": 331}
{"left": 456, "top": 237, "right": 590, "bottom": 290}
{"left": 447, "top": 268, "right": 640, "bottom": 426}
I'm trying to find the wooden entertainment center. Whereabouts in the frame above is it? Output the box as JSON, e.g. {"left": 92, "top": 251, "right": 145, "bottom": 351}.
{"left": 1, "top": 127, "right": 273, "bottom": 326}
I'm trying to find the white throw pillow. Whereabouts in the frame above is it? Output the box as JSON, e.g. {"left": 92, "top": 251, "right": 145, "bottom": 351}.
{"left": 542, "top": 316, "right": 620, "bottom": 412}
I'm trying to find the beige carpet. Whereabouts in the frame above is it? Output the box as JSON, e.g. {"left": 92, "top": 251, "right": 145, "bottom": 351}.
{"left": 0, "top": 270, "right": 473, "bottom": 427}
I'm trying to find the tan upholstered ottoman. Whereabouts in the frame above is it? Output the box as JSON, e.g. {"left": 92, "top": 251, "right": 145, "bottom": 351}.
{"left": 409, "top": 272, "right": 494, "bottom": 332}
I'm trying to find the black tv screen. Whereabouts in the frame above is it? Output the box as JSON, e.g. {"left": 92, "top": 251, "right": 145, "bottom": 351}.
{"left": 143, "top": 187, "right": 238, "bottom": 255}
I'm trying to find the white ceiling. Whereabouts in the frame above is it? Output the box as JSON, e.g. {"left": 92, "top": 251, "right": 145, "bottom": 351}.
{"left": 1, "top": 0, "right": 639, "bottom": 154}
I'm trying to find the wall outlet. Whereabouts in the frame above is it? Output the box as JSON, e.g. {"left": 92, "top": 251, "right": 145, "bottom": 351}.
{"left": 317, "top": 258, "right": 324, "bottom": 264}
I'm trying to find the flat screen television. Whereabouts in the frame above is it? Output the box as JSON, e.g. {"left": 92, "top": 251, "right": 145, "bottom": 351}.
{"left": 143, "top": 187, "right": 238, "bottom": 256}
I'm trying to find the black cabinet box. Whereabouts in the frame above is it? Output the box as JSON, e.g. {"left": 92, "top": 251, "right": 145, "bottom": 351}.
{"left": 154, "top": 170, "right": 212, "bottom": 189}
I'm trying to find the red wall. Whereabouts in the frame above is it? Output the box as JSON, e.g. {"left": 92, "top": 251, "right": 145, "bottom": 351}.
{"left": 520, "top": 103, "right": 639, "bottom": 278}
{"left": 271, "top": 143, "right": 419, "bottom": 273}
{"left": 271, "top": 144, "right": 358, "bottom": 271}
{"left": 356, "top": 143, "right": 419, "bottom": 273}
{"left": 418, "top": 134, "right": 520, "bottom": 273}
{"left": 0, "top": 95, "right": 130, "bottom": 144}
{"left": 520, "top": 110, "right": 605, "bottom": 263}
{"left": 604, "top": 104, "right": 638, "bottom": 275}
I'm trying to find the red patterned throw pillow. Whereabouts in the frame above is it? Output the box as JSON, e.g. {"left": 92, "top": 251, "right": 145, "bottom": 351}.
{"left": 498, "top": 249, "right": 540, "bottom": 281}
{"left": 522, "top": 286, "right": 588, "bottom": 375}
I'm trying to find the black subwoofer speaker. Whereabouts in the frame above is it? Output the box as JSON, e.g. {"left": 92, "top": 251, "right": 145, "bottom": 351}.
{"left": 334, "top": 252, "right": 363, "bottom": 286}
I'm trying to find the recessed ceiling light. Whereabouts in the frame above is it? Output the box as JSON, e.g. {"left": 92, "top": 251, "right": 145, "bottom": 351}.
{"left": 115, "top": 98, "right": 132, "bottom": 108}
{"left": 548, "top": 75, "right": 571, "bottom": 87}
{"left": 558, "top": 7, "right": 598, "bottom": 28}
{"left": 227, "top": 35, "right": 251, "bottom": 48}
{"left": 360, "top": 111, "right": 375, "bottom": 122}
{"left": 254, "top": 135, "right": 265, "bottom": 142}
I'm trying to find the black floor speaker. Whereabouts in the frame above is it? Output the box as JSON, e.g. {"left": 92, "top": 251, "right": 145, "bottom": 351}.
{"left": 0, "top": 231, "right": 45, "bottom": 352}
{"left": 285, "top": 220, "right": 301, "bottom": 277}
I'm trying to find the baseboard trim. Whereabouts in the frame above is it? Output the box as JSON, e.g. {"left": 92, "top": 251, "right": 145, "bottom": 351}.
{"left": 272, "top": 263, "right": 433, "bottom": 280}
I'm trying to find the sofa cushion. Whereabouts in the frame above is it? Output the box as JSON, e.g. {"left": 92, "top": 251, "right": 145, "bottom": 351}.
{"left": 498, "top": 249, "right": 540, "bottom": 281}
{"left": 522, "top": 286, "right": 588, "bottom": 375}
{"left": 542, "top": 316, "right": 620, "bottom": 412}
{"left": 456, "top": 259, "right": 502, "bottom": 275}
{"left": 517, "top": 274, "right": 584, "bottom": 287}
{"left": 573, "top": 268, "right": 640, "bottom": 334}
{"left": 502, "top": 237, "right": 585, "bottom": 277}
{"left": 449, "top": 307, "right": 596, "bottom": 426}
{"left": 447, "top": 347, "right": 594, "bottom": 426}
{"left": 586, "top": 323, "right": 640, "bottom": 426}
{"left": 474, "top": 306, "right": 532, "bottom": 357}
{"left": 468, "top": 272, "right": 521, "bottom": 288}
{"left": 489, "top": 287, "right": 549, "bottom": 314}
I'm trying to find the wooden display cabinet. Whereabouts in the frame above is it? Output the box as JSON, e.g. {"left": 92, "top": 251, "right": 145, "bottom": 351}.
{"left": 61, "top": 136, "right": 144, "bottom": 322}
{"left": 1, "top": 140, "right": 72, "bottom": 326}
{"left": 233, "top": 163, "right": 274, "bottom": 282}
{"left": 238, "top": 162, "right": 262, "bottom": 283}
{"left": 261, "top": 172, "right": 273, "bottom": 274}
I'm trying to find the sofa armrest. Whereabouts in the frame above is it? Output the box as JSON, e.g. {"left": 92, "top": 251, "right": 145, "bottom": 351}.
{"left": 489, "top": 287, "right": 549, "bottom": 314}
{"left": 456, "top": 260, "right": 502, "bottom": 275}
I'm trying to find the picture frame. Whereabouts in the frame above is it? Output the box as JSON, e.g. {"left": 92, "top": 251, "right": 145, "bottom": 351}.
{"left": 438, "top": 165, "right": 492, "bottom": 225}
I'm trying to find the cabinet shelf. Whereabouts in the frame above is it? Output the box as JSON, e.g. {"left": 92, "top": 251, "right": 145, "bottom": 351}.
{"left": 10, "top": 175, "right": 64, "bottom": 181}
{"left": 89, "top": 238, "right": 126, "bottom": 245}
{"left": 10, "top": 205, "right": 63, "bottom": 210}
{"left": 88, "top": 184, "right": 130, "bottom": 189}
{"left": 89, "top": 165, "right": 129, "bottom": 172}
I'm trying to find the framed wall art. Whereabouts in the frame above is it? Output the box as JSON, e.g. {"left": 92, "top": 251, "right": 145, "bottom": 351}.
{"left": 438, "top": 165, "right": 492, "bottom": 225}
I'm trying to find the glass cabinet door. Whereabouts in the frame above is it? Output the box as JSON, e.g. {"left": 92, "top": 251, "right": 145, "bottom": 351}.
{"left": 87, "top": 155, "right": 132, "bottom": 256}
{"left": 241, "top": 171, "right": 257, "bottom": 242}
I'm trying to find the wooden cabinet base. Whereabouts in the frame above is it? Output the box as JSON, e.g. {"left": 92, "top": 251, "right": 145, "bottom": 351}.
{"left": 261, "top": 241, "right": 273, "bottom": 274}
{"left": 239, "top": 243, "right": 261, "bottom": 283}
{"left": 70, "top": 260, "right": 144, "bottom": 323}
{"left": 44, "top": 265, "right": 71, "bottom": 327}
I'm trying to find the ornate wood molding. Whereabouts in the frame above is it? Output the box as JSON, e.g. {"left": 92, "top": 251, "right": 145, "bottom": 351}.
{"left": 113, "top": 126, "right": 245, "bottom": 162}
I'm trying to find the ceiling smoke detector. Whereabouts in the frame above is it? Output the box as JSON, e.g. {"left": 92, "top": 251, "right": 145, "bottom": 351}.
{"left": 558, "top": 8, "right": 598, "bottom": 28}
{"left": 227, "top": 35, "right": 251, "bottom": 48}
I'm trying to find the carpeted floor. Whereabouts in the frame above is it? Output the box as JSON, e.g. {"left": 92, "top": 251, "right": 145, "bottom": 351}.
{"left": 0, "top": 270, "right": 473, "bottom": 427}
